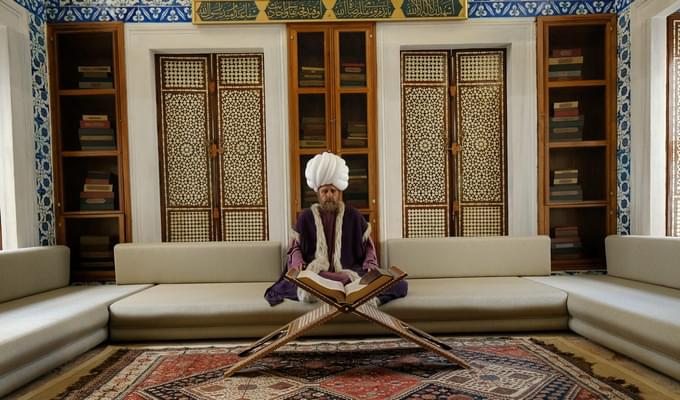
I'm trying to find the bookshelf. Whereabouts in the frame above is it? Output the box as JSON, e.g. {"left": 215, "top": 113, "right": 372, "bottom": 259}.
{"left": 47, "top": 22, "right": 129, "bottom": 281}
{"left": 537, "top": 15, "right": 617, "bottom": 271}
{"left": 288, "top": 23, "right": 378, "bottom": 243}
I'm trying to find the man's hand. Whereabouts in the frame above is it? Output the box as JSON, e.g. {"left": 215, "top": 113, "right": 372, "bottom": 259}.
{"left": 289, "top": 264, "right": 304, "bottom": 273}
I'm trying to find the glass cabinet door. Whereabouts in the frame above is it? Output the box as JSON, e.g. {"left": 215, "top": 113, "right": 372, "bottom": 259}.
{"left": 339, "top": 93, "right": 368, "bottom": 149}
{"left": 297, "top": 32, "right": 326, "bottom": 88}
{"left": 338, "top": 31, "right": 367, "bottom": 88}
{"left": 289, "top": 23, "right": 377, "bottom": 241}
{"left": 342, "top": 155, "right": 369, "bottom": 210}
{"left": 298, "top": 94, "right": 327, "bottom": 148}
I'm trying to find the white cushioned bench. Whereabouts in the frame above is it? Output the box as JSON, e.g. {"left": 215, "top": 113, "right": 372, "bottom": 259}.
{"left": 528, "top": 235, "right": 680, "bottom": 380}
{"left": 0, "top": 246, "right": 150, "bottom": 397}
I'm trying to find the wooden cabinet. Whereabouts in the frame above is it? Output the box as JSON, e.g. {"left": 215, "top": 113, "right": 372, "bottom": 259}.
{"left": 47, "top": 22, "right": 130, "bottom": 281}
{"left": 288, "top": 23, "right": 379, "bottom": 241}
{"left": 537, "top": 15, "right": 617, "bottom": 270}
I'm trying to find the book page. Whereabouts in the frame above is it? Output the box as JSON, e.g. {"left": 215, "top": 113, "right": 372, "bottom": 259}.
{"left": 345, "top": 270, "right": 394, "bottom": 304}
{"left": 296, "top": 270, "right": 347, "bottom": 302}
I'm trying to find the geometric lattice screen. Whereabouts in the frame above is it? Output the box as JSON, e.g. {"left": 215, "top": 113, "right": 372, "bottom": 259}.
{"left": 401, "top": 50, "right": 507, "bottom": 238}
{"left": 401, "top": 51, "right": 451, "bottom": 238}
{"left": 453, "top": 50, "right": 507, "bottom": 236}
{"left": 669, "top": 15, "right": 680, "bottom": 237}
{"left": 156, "top": 54, "right": 268, "bottom": 242}
{"left": 216, "top": 54, "right": 268, "bottom": 241}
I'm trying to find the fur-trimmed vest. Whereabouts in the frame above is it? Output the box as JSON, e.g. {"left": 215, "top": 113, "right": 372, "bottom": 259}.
{"left": 293, "top": 202, "right": 371, "bottom": 278}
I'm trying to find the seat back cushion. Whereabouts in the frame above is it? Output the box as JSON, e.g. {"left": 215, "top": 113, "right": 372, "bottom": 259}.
{"left": 605, "top": 235, "right": 680, "bottom": 289}
{"left": 114, "top": 241, "right": 282, "bottom": 284}
{"left": 386, "top": 236, "right": 551, "bottom": 278}
{"left": 0, "top": 246, "right": 70, "bottom": 302}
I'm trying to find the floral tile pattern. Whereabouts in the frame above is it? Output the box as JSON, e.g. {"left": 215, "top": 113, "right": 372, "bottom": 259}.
{"left": 13, "top": 1, "right": 56, "bottom": 245}
{"left": 44, "top": 0, "right": 620, "bottom": 23}
{"left": 616, "top": 3, "right": 631, "bottom": 234}
{"left": 14, "top": 0, "right": 632, "bottom": 241}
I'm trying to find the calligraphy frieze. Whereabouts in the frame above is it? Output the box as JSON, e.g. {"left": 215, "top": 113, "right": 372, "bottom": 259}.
{"left": 193, "top": 0, "right": 467, "bottom": 24}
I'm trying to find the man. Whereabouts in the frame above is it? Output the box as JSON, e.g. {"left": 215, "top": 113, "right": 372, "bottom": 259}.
{"left": 265, "top": 152, "right": 408, "bottom": 306}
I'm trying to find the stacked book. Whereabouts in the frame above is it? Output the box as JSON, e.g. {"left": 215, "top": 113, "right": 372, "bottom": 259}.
{"left": 78, "top": 66, "right": 113, "bottom": 89}
{"left": 300, "top": 116, "right": 326, "bottom": 147}
{"left": 340, "top": 63, "right": 366, "bottom": 86}
{"left": 79, "top": 235, "right": 114, "bottom": 270}
{"left": 551, "top": 226, "right": 583, "bottom": 260}
{"left": 548, "top": 48, "right": 582, "bottom": 81}
{"left": 80, "top": 170, "right": 114, "bottom": 211}
{"left": 342, "top": 121, "right": 367, "bottom": 147}
{"left": 344, "top": 167, "right": 368, "bottom": 208}
{"left": 550, "top": 169, "right": 582, "bottom": 202}
{"left": 78, "top": 114, "right": 115, "bottom": 150}
{"left": 550, "top": 101, "right": 583, "bottom": 142}
{"left": 299, "top": 66, "right": 324, "bottom": 87}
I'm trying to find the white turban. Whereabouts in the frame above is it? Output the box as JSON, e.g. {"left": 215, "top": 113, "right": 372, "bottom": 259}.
{"left": 305, "top": 152, "right": 349, "bottom": 192}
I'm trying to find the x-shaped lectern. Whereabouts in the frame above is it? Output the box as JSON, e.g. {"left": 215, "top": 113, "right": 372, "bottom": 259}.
{"left": 224, "top": 266, "right": 470, "bottom": 377}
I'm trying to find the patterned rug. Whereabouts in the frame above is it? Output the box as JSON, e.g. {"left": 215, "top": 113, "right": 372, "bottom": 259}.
{"left": 54, "top": 337, "right": 642, "bottom": 400}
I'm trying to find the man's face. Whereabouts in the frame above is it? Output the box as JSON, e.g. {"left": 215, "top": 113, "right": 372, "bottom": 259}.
{"left": 318, "top": 185, "right": 340, "bottom": 211}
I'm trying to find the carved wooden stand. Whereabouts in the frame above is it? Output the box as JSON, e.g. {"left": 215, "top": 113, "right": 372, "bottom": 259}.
{"left": 224, "top": 267, "right": 470, "bottom": 377}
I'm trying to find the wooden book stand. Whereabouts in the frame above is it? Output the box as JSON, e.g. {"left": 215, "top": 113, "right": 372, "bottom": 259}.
{"left": 224, "top": 266, "right": 470, "bottom": 377}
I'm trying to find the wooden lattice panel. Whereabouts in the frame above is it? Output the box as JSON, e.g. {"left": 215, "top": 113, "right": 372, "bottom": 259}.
{"left": 216, "top": 54, "right": 268, "bottom": 240}
{"left": 458, "top": 85, "right": 503, "bottom": 202}
{"left": 219, "top": 55, "right": 262, "bottom": 85}
{"left": 168, "top": 210, "right": 212, "bottom": 242}
{"left": 401, "top": 52, "right": 450, "bottom": 238}
{"left": 405, "top": 207, "right": 447, "bottom": 238}
{"left": 158, "top": 56, "right": 213, "bottom": 242}
{"left": 670, "top": 18, "right": 680, "bottom": 236}
{"left": 222, "top": 210, "right": 267, "bottom": 241}
{"left": 454, "top": 50, "right": 507, "bottom": 236}
{"left": 461, "top": 206, "right": 503, "bottom": 237}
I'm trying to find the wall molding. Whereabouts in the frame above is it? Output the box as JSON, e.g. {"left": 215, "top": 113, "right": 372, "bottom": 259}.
{"left": 124, "top": 23, "right": 289, "bottom": 243}
{"left": 630, "top": 0, "right": 680, "bottom": 234}
{"left": 0, "top": 0, "right": 38, "bottom": 249}
{"left": 376, "top": 18, "right": 537, "bottom": 247}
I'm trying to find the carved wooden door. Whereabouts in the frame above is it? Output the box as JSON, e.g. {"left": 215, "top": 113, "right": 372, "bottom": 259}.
{"left": 156, "top": 53, "right": 268, "bottom": 242}
{"left": 401, "top": 50, "right": 507, "bottom": 237}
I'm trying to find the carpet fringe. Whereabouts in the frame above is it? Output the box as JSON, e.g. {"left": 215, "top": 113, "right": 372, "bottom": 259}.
{"left": 53, "top": 349, "right": 131, "bottom": 400}
{"left": 530, "top": 338, "right": 643, "bottom": 400}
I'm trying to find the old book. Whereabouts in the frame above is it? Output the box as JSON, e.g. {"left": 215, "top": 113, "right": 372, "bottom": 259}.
{"left": 80, "top": 120, "right": 111, "bottom": 129}
{"left": 83, "top": 183, "right": 113, "bottom": 192}
{"left": 290, "top": 266, "right": 405, "bottom": 305}
{"left": 77, "top": 65, "right": 111, "bottom": 73}
{"left": 553, "top": 100, "right": 579, "bottom": 110}
{"left": 82, "top": 114, "right": 108, "bottom": 121}
{"left": 551, "top": 48, "right": 582, "bottom": 57}
{"left": 548, "top": 56, "right": 584, "bottom": 65}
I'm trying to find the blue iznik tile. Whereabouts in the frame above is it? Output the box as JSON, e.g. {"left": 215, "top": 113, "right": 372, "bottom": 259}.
{"left": 616, "top": 9, "right": 631, "bottom": 234}
{"left": 26, "top": 0, "right": 630, "bottom": 240}
{"left": 12, "top": 7, "right": 57, "bottom": 245}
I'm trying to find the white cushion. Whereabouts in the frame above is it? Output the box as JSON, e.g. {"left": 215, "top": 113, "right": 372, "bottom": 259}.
{"left": 606, "top": 235, "right": 680, "bottom": 289}
{"left": 114, "top": 241, "right": 283, "bottom": 284}
{"left": 529, "top": 275, "right": 680, "bottom": 360}
{"left": 386, "top": 236, "right": 551, "bottom": 278}
{"left": 0, "top": 284, "right": 150, "bottom": 376}
{"left": 0, "top": 246, "right": 69, "bottom": 303}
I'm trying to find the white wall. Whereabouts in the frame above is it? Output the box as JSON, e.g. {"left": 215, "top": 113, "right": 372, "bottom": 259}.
{"left": 0, "top": 0, "right": 38, "bottom": 249}
{"left": 630, "top": 0, "right": 680, "bottom": 235}
{"left": 376, "top": 18, "right": 537, "bottom": 243}
{"left": 126, "top": 20, "right": 537, "bottom": 245}
{"left": 125, "top": 23, "right": 289, "bottom": 243}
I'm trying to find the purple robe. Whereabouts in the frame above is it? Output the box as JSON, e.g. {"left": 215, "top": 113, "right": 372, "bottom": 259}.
{"left": 264, "top": 203, "right": 408, "bottom": 306}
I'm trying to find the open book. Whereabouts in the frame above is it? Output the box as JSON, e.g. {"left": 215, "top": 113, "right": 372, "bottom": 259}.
{"left": 287, "top": 266, "right": 406, "bottom": 305}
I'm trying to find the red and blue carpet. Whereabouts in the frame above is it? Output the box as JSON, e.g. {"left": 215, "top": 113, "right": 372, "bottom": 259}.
{"left": 45, "top": 337, "right": 650, "bottom": 400}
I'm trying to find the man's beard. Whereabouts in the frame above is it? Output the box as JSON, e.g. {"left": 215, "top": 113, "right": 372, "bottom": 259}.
{"left": 319, "top": 199, "right": 339, "bottom": 212}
